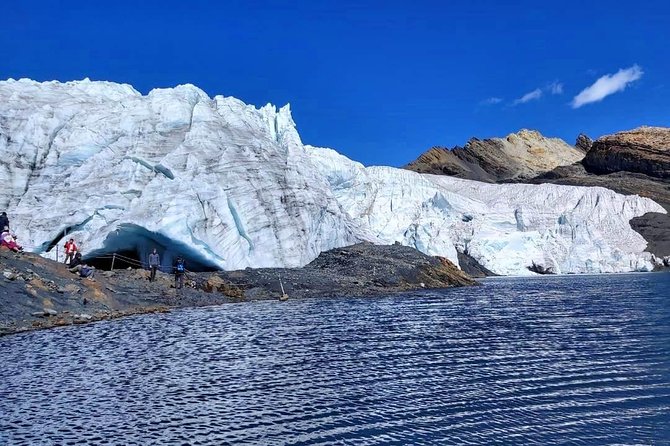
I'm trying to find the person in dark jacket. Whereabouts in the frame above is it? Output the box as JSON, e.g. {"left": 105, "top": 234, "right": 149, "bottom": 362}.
{"left": 0, "top": 212, "right": 8, "bottom": 231}
{"left": 68, "top": 252, "right": 95, "bottom": 279}
{"left": 68, "top": 252, "right": 84, "bottom": 272}
{"left": 148, "top": 248, "right": 160, "bottom": 282}
{"left": 174, "top": 256, "right": 185, "bottom": 289}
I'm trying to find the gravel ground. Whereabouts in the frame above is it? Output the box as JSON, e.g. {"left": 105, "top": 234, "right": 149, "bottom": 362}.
{"left": 0, "top": 243, "right": 476, "bottom": 335}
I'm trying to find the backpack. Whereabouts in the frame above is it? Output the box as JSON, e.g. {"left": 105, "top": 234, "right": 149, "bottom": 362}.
{"left": 176, "top": 261, "right": 185, "bottom": 273}
{"left": 80, "top": 267, "right": 93, "bottom": 278}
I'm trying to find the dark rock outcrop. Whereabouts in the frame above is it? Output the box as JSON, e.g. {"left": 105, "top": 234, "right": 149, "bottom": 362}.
{"left": 456, "top": 250, "right": 497, "bottom": 278}
{"left": 528, "top": 261, "right": 556, "bottom": 275}
{"left": 575, "top": 133, "right": 594, "bottom": 153}
{"left": 404, "top": 129, "right": 584, "bottom": 183}
{"left": 630, "top": 211, "right": 670, "bottom": 258}
{"left": 218, "top": 243, "right": 476, "bottom": 300}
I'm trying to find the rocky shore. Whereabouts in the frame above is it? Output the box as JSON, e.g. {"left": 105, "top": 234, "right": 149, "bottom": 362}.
{"left": 0, "top": 243, "right": 476, "bottom": 336}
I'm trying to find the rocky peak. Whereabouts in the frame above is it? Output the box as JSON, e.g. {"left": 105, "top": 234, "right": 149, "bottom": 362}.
{"left": 506, "top": 129, "right": 543, "bottom": 143}
{"left": 575, "top": 134, "right": 593, "bottom": 153}
{"left": 405, "top": 129, "right": 584, "bottom": 182}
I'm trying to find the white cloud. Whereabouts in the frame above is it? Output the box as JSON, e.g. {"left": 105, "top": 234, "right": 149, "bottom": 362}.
{"left": 572, "top": 65, "right": 643, "bottom": 108}
{"left": 549, "top": 81, "right": 563, "bottom": 95}
{"left": 512, "top": 88, "right": 543, "bottom": 105}
{"left": 480, "top": 97, "right": 503, "bottom": 105}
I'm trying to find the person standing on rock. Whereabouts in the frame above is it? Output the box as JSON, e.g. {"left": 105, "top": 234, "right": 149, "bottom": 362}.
{"left": 174, "top": 256, "right": 186, "bottom": 289}
{"left": 0, "top": 212, "right": 9, "bottom": 230}
{"left": 64, "top": 238, "right": 78, "bottom": 265}
{"left": 149, "top": 248, "right": 160, "bottom": 282}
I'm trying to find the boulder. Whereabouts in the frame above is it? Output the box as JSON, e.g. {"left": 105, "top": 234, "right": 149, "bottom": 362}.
{"left": 31, "top": 309, "right": 58, "bottom": 317}
{"left": 57, "top": 284, "right": 81, "bottom": 294}
{"left": 203, "top": 274, "right": 245, "bottom": 298}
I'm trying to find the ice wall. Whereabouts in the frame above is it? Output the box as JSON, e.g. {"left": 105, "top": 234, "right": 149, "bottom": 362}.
{"left": 0, "top": 79, "right": 664, "bottom": 274}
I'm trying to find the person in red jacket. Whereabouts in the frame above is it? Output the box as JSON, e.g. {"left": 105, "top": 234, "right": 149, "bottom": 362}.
{"left": 64, "top": 238, "right": 78, "bottom": 265}
{"left": 1, "top": 227, "right": 23, "bottom": 252}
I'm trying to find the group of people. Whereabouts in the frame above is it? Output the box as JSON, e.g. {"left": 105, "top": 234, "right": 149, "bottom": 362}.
{"left": 61, "top": 241, "right": 186, "bottom": 285}
{"left": 148, "top": 248, "right": 187, "bottom": 289}
{"left": 0, "top": 212, "right": 24, "bottom": 253}
{"left": 63, "top": 238, "right": 95, "bottom": 279}
{"left": 1, "top": 210, "right": 187, "bottom": 288}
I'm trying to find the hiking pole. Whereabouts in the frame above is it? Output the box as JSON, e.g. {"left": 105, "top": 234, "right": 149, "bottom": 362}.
{"left": 278, "top": 274, "right": 288, "bottom": 301}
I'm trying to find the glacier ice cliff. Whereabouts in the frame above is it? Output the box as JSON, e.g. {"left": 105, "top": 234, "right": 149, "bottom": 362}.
{"left": 308, "top": 147, "right": 665, "bottom": 274}
{"left": 0, "top": 78, "right": 665, "bottom": 275}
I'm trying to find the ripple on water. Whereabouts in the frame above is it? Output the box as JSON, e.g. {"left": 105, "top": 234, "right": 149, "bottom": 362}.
{"left": 1, "top": 273, "right": 670, "bottom": 445}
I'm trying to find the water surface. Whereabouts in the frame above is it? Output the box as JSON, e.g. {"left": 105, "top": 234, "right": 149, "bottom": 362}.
{"left": 1, "top": 274, "right": 669, "bottom": 445}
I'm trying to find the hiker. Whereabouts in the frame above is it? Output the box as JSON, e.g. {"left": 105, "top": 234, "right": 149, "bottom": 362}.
{"left": 0, "top": 212, "right": 8, "bottom": 230}
{"left": 174, "top": 256, "right": 185, "bottom": 289}
{"left": 1, "top": 227, "right": 23, "bottom": 252}
{"left": 68, "top": 252, "right": 95, "bottom": 279}
{"left": 148, "top": 248, "right": 160, "bottom": 282}
{"left": 64, "top": 238, "right": 78, "bottom": 265}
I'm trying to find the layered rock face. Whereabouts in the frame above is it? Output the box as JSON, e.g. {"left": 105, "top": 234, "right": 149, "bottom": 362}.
{"left": 583, "top": 127, "right": 670, "bottom": 179}
{"left": 404, "top": 130, "right": 584, "bottom": 182}
{"left": 0, "top": 79, "right": 664, "bottom": 275}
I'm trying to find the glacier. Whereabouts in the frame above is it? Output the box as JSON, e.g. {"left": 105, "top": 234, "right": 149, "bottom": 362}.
{"left": 0, "top": 78, "right": 665, "bottom": 275}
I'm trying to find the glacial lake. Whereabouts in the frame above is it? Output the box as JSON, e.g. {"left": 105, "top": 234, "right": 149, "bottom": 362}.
{"left": 1, "top": 274, "right": 669, "bottom": 445}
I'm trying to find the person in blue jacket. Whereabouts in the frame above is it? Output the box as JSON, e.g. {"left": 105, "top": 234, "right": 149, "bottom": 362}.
{"left": 174, "top": 256, "right": 186, "bottom": 289}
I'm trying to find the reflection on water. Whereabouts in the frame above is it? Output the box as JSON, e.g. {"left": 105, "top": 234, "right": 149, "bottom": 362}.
{"left": 1, "top": 274, "right": 669, "bottom": 445}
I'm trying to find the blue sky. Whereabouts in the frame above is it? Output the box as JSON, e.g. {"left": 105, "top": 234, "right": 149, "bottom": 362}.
{"left": 2, "top": 0, "right": 668, "bottom": 166}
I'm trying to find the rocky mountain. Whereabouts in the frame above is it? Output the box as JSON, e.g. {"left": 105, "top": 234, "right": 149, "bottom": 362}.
{"left": 404, "top": 129, "right": 584, "bottom": 182}
{"left": 0, "top": 79, "right": 664, "bottom": 276}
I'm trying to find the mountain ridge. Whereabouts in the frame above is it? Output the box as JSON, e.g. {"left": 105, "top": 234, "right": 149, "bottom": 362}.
{"left": 404, "top": 129, "right": 584, "bottom": 182}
